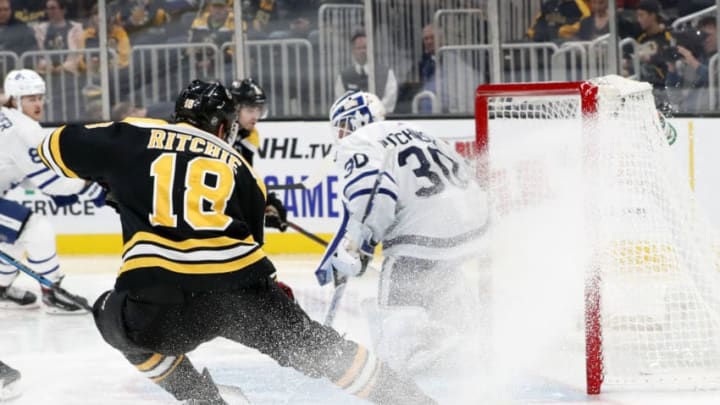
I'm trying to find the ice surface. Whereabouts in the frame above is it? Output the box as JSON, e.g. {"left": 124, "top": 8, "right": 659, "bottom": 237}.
{"left": 1, "top": 255, "right": 719, "bottom": 404}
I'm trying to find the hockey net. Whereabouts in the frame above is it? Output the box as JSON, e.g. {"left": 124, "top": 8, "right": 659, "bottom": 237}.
{"left": 475, "top": 75, "right": 720, "bottom": 394}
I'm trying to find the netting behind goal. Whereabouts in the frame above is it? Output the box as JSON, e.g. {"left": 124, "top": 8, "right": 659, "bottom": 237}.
{"left": 476, "top": 75, "right": 720, "bottom": 394}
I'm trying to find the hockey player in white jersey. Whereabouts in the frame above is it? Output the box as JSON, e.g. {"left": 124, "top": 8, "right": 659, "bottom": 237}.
{"left": 317, "top": 90, "right": 487, "bottom": 375}
{"left": 0, "top": 69, "right": 103, "bottom": 313}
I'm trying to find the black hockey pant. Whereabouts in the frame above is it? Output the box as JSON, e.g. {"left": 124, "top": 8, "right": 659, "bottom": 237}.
{"left": 93, "top": 276, "right": 436, "bottom": 405}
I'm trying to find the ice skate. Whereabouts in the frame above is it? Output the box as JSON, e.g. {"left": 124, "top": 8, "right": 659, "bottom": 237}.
{"left": 41, "top": 277, "right": 88, "bottom": 315}
{"left": 0, "top": 284, "right": 38, "bottom": 310}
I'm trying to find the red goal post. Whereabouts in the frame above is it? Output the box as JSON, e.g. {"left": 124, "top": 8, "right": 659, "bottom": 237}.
{"left": 474, "top": 77, "right": 720, "bottom": 395}
{"left": 475, "top": 80, "right": 604, "bottom": 394}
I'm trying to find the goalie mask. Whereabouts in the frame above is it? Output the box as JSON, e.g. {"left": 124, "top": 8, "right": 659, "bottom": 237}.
{"left": 329, "top": 91, "right": 385, "bottom": 142}
{"left": 173, "top": 80, "right": 238, "bottom": 144}
{"left": 3, "top": 69, "right": 46, "bottom": 108}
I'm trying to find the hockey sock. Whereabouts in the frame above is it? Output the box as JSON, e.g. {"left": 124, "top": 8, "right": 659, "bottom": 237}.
{"left": 127, "top": 353, "right": 226, "bottom": 404}
{"left": 329, "top": 344, "right": 437, "bottom": 405}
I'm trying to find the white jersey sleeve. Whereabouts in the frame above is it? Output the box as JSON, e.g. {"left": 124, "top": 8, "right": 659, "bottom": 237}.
{"left": 0, "top": 107, "right": 85, "bottom": 196}
{"left": 340, "top": 120, "right": 488, "bottom": 261}
{"left": 315, "top": 120, "right": 488, "bottom": 283}
{"left": 335, "top": 124, "right": 399, "bottom": 245}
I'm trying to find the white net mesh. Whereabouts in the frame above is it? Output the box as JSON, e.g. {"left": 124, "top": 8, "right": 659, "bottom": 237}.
{"left": 482, "top": 75, "right": 720, "bottom": 390}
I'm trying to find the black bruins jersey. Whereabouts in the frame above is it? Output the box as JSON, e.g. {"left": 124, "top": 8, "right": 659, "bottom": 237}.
{"left": 37, "top": 118, "right": 274, "bottom": 292}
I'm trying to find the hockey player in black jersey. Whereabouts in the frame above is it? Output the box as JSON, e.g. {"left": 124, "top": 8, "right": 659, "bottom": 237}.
{"left": 228, "top": 77, "right": 288, "bottom": 232}
{"left": 37, "top": 80, "right": 437, "bottom": 404}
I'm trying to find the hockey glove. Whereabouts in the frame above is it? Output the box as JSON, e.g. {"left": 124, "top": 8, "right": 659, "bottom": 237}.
{"left": 265, "top": 192, "right": 288, "bottom": 231}
{"left": 79, "top": 182, "right": 106, "bottom": 208}
{"left": 276, "top": 280, "right": 296, "bottom": 303}
{"left": 50, "top": 194, "right": 79, "bottom": 207}
{"left": 330, "top": 236, "right": 370, "bottom": 278}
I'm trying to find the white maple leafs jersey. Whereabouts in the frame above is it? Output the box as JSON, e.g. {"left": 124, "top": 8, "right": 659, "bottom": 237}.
{"left": 0, "top": 107, "right": 85, "bottom": 197}
{"left": 334, "top": 120, "right": 487, "bottom": 261}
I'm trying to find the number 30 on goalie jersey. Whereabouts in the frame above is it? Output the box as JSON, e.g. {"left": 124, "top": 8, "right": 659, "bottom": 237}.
{"left": 323, "top": 120, "right": 485, "bottom": 270}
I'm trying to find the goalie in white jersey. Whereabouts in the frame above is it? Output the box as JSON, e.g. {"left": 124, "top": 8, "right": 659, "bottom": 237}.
{"left": 0, "top": 69, "right": 102, "bottom": 313}
{"left": 317, "top": 91, "right": 487, "bottom": 374}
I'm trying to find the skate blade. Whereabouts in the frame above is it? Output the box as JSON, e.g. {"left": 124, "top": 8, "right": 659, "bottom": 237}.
{"left": 218, "top": 384, "right": 251, "bottom": 404}
{"left": 44, "top": 306, "right": 89, "bottom": 316}
{"left": 0, "top": 379, "right": 21, "bottom": 401}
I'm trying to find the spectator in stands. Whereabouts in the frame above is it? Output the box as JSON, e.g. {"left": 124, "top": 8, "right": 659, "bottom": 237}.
{"left": 244, "top": 0, "right": 281, "bottom": 40}
{"left": 666, "top": 16, "right": 717, "bottom": 112}
{"left": 117, "top": 0, "right": 171, "bottom": 44}
{"left": 575, "top": 0, "right": 609, "bottom": 40}
{"left": 111, "top": 101, "right": 146, "bottom": 120}
{"left": 11, "top": 0, "right": 49, "bottom": 25}
{"left": 268, "top": 0, "right": 321, "bottom": 44}
{"left": 527, "top": 0, "right": 591, "bottom": 43}
{"left": 187, "top": 0, "right": 235, "bottom": 74}
{"left": 0, "top": 0, "right": 38, "bottom": 56}
{"left": 334, "top": 29, "right": 398, "bottom": 113}
{"left": 80, "top": 3, "right": 130, "bottom": 72}
{"left": 416, "top": 23, "right": 438, "bottom": 113}
{"left": 33, "top": 0, "right": 83, "bottom": 74}
{"left": 631, "top": 0, "right": 673, "bottom": 95}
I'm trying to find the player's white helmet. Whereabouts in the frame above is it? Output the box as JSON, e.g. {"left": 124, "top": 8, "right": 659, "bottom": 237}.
{"left": 329, "top": 91, "right": 386, "bottom": 141}
{"left": 3, "top": 69, "right": 46, "bottom": 108}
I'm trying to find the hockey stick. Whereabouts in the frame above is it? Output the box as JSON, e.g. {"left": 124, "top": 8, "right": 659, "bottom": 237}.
{"left": 323, "top": 150, "right": 393, "bottom": 327}
{"left": 0, "top": 248, "right": 92, "bottom": 311}
{"left": 286, "top": 220, "right": 329, "bottom": 247}
{"left": 266, "top": 183, "right": 305, "bottom": 191}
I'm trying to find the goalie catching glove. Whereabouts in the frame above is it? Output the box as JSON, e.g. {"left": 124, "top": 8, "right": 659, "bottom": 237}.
{"left": 264, "top": 192, "right": 288, "bottom": 231}
{"left": 330, "top": 236, "right": 371, "bottom": 278}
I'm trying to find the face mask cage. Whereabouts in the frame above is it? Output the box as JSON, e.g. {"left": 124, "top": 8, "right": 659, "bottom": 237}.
{"left": 331, "top": 115, "right": 358, "bottom": 142}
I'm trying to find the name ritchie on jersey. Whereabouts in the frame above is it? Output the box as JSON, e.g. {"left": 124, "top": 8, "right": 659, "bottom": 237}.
{"left": 379, "top": 127, "right": 435, "bottom": 148}
{"left": 147, "top": 129, "right": 243, "bottom": 170}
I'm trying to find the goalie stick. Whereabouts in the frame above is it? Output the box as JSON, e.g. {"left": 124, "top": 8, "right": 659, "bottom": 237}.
{"left": 0, "top": 248, "right": 92, "bottom": 311}
{"left": 323, "top": 150, "right": 393, "bottom": 327}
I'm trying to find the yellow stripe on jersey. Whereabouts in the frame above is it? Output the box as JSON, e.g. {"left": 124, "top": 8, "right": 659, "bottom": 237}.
{"left": 118, "top": 247, "right": 266, "bottom": 275}
{"left": 39, "top": 125, "right": 80, "bottom": 178}
{"left": 241, "top": 153, "right": 267, "bottom": 200}
{"left": 121, "top": 117, "right": 169, "bottom": 126}
{"left": 36, "top": 138, "right": 53, "bottom": 171}
{"left": 122, "top": 231, "right": 255, "bottom": 253}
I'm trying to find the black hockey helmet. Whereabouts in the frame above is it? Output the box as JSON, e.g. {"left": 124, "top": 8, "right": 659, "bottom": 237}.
{"left": 229, "top": 77, "right": 268, "bottom": 118}
{"left": 173, "top": 80, "right": 237, "bottom": 141}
